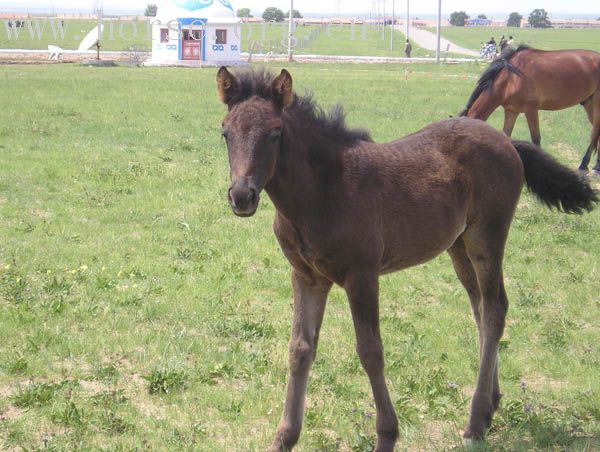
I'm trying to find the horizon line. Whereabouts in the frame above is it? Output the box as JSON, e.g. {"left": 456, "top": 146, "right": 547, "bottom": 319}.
{"left": 0, "top": 5, "right": 597, "bottom": 18}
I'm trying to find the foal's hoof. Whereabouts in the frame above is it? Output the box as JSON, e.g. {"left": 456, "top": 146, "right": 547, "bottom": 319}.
{"left": 462, "top": 437, "right": 483, "bottom": 448}
{"left": 591, "top": 169, "right": 600, "bottom": 177}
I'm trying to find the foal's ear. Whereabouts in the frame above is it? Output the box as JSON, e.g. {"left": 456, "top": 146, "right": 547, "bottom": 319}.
{"left": 272, "top": 69, "right": 293, "bottom": 110}
{"left": 216, "top": 66, "right": 237, "bottom": 105}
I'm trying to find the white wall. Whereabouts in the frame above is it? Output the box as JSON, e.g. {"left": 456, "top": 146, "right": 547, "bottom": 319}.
{"left": 151, "top": 21, "right": 241, "bottom": 63}
{"left": 204, "top": 24, "right": 241, "bottom": 63}
{"left": 151, "top": 23, "right": 179, "bottom": 62}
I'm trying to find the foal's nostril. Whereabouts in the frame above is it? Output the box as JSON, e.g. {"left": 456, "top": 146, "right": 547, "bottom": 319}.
{"left": 228, "top": 187, "right": 235, "bottom": 207}
{"left": 247, "top": 188, "right": 257, "bottom": 205}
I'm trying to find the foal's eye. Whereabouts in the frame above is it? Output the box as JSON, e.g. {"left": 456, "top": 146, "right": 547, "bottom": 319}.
{"left": 267, "top": 128, "right": 282, "bottom": 141}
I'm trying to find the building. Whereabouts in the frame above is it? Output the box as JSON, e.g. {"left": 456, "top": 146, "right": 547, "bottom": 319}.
{"left": 147, "top": 0, "right": 241, "bottom": 66}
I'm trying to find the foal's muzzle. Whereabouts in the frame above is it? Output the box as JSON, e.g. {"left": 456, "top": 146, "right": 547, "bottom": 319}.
{"left": 228, "top": 180, "right": 259, "bottom": 217}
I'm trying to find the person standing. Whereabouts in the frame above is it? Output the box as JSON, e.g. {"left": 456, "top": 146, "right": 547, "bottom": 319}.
{"left": 499, "top": 35, "right": 507, "bottom": 51}
{"left": 404, "top": 39, "right": 412, "bottom": 58}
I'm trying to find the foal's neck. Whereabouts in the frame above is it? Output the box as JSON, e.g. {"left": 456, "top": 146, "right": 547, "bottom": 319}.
{"left": 265, "top": 118, "right": 338, "bottom": 224}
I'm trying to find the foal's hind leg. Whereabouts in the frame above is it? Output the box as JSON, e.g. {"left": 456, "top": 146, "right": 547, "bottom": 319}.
{"left": 448, "top": 238, "right": 501, "bottom": 411}
{"left": 271, "top": 270, "right": 332, "bottom": 451}
{"left": 458, "top": 228, "right": 510, "bottom": 440}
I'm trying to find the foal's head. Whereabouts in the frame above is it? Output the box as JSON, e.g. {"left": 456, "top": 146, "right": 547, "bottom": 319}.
{"left": 217, "top": 66, "right": 293, "bottom": 217}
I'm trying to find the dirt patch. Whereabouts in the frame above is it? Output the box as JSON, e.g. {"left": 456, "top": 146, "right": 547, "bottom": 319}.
{"left": 521, "top": 373, "right": 565, "bottom": 392}
{"left": 461, "top": 384, "right": 475, "bottom": 400}
{"left": 122, "top": 372, "right": 169, "bottom": 420}
{"left": 554, "top": 142, "right": 580, "bottom": 163}
{"left": 0, "top": 404, "right": 23, "bottom": 421}
{"left": 424, "top": 420, "right": 459, "bottom": 445}
{"left": 404, "top": 419, "right": 461, "bottom": 451}
{"left": 0, "top": 383, "right": 14, "bottom": 398}
{"left": 30, "top": 208, "right": 51, "bottom": 220}
{"left": 78, "top": 379, "right": 105, "bottom": 395}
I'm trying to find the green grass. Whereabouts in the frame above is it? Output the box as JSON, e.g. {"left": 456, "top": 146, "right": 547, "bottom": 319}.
{"left": 293, "top": 23, "right": 442, "bottom": 58}
{"left": 427, "top": 26, "right": 600, "bottom": 52}
{"left": 241, "top": 22, "right": 321, "bottom": 53}
{"left": 0, "top": 63, "right": 599, "bottom": 451}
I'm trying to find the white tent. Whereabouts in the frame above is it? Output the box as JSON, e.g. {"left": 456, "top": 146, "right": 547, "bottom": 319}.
{"left": 148, "top": 0, "right": 241, "bottom": 65}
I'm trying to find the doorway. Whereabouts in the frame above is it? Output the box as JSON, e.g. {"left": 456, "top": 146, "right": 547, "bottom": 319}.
{"left": 181, "top": 29, "right": 201, "bottom": 60}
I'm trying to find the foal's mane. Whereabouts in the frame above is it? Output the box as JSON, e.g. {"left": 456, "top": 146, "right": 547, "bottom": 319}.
{"left": 459, "top": 45, "right": 530, "bottom": 116}
{"left": 231, "top": 68, "right": 372, "bottom": 145}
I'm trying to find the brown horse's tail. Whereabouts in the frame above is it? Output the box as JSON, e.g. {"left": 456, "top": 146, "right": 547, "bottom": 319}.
{"left": 512, "top": 140, "right": 598, "bottom": 214}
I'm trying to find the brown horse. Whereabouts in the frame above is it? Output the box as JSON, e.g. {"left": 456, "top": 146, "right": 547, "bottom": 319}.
{"left": 460, "top": 45, "right": 600, "bottom": 173}
{"left": 216, "top": 66, "right": 597, "bottom": 451}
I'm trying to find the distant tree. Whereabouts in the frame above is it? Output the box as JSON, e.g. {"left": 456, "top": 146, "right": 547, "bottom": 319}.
{"left": 507, "top": 12, "right": 523, "bottom": 27}
{"left": 286, "top": 9, "right": 303, "bottom": 19}
{"left": 262, "top": 7, "right": 285, "bottom": 22}
{"left": 449, "top": 11, "right": 469, "bottom": 26}
{"left": 237, "top": 8, "right": 252, "bottom": 18}
{"left": 144, "top": 3, "right": 157, "bottom": 17}
{"left": 477, "top": 14, "right": 487, "bottom": 19}
{"left": 528, "top": 8, "right": 552, "bottom": 28}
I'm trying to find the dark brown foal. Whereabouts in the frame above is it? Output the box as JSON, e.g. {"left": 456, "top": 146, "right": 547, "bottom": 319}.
{"left": 216, "top": 67, "right": 597, "bottom": 450}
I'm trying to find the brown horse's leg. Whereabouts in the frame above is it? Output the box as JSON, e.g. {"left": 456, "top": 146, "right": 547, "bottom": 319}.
{"left": 579, "top": 94, "right": 600, "bottom": 172}
{"left": 524, "top": 110, "right": 541, "bottom": 145}
{"left": 502, "top": 109, "right": 519, "bottom": 137}
{"left": 459, "top": 229, "right": 509, "bottom": 441}
{"left": 345, "top": 273, "right": 398, "bottom": 452}
{"left": 582, "top": 97, "right": 594, "bottom": 124}
{"left": 271, "top": 270, "right": 332, "bottom": 451}
{"left": 447, "top": 238, "right": 501, "bottom": 411}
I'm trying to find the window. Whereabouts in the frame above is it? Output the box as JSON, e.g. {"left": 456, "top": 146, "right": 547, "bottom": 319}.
{"left": 160, "top": 28, "right": 169, "bottom": 43}
{"left": 184, "top": 30, "right": 201, "bottom": 41}
{"left": 216, "top": 29, "right": 227, "bottom": 44}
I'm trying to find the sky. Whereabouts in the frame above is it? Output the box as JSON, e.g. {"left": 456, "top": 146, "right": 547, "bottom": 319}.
{"left": 0, "top": 0, "right": 597, "bottom": 17}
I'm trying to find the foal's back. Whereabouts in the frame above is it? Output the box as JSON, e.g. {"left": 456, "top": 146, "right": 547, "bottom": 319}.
{"left": 318, "top": 118, "right": 524, "bottom": 274}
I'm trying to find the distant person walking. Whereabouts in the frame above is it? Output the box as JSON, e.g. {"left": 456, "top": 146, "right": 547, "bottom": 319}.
{"left": 499, "top": 35, "right": 507, "bottom": 51}
{"left": 404, "top": 39, "right": 412, "bottom": 58}
{"left": 507, "top": 36, "right": 514, "bottom": 48}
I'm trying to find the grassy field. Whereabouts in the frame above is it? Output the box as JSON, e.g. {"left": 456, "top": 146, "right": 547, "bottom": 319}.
{"left": 294, "top": 24, "right": 435, "bottom": 58}
{"left": 247, "top": 23, "right": 437, "bottom": 58}
{"left": 0, "top": 63, "right": 599, "bottom": 451}
{"left": 427, "top": 26, "right": 600, "bottom": 52}
{"left": 0, "top": 19, "right": 151, "bottom": 51}
{"left": 239, "top": 22, "right": 321, "bottom": 54}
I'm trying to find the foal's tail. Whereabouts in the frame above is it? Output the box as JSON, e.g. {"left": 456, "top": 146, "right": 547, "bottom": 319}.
{"left": 512, "top": 140, "right": 598, "bottom": 214}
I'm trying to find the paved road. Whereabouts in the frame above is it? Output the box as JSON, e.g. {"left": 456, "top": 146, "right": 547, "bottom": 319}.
{"left": 403, "top": 25, "right": 480, "bottom": 57}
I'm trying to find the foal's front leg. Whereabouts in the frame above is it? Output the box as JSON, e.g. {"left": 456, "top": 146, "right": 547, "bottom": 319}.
{"left": 270, "top": 270, "right": 332, "bottom": 451}
{"left": 345, "top": 273, "right": 399, "bottom": 452}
